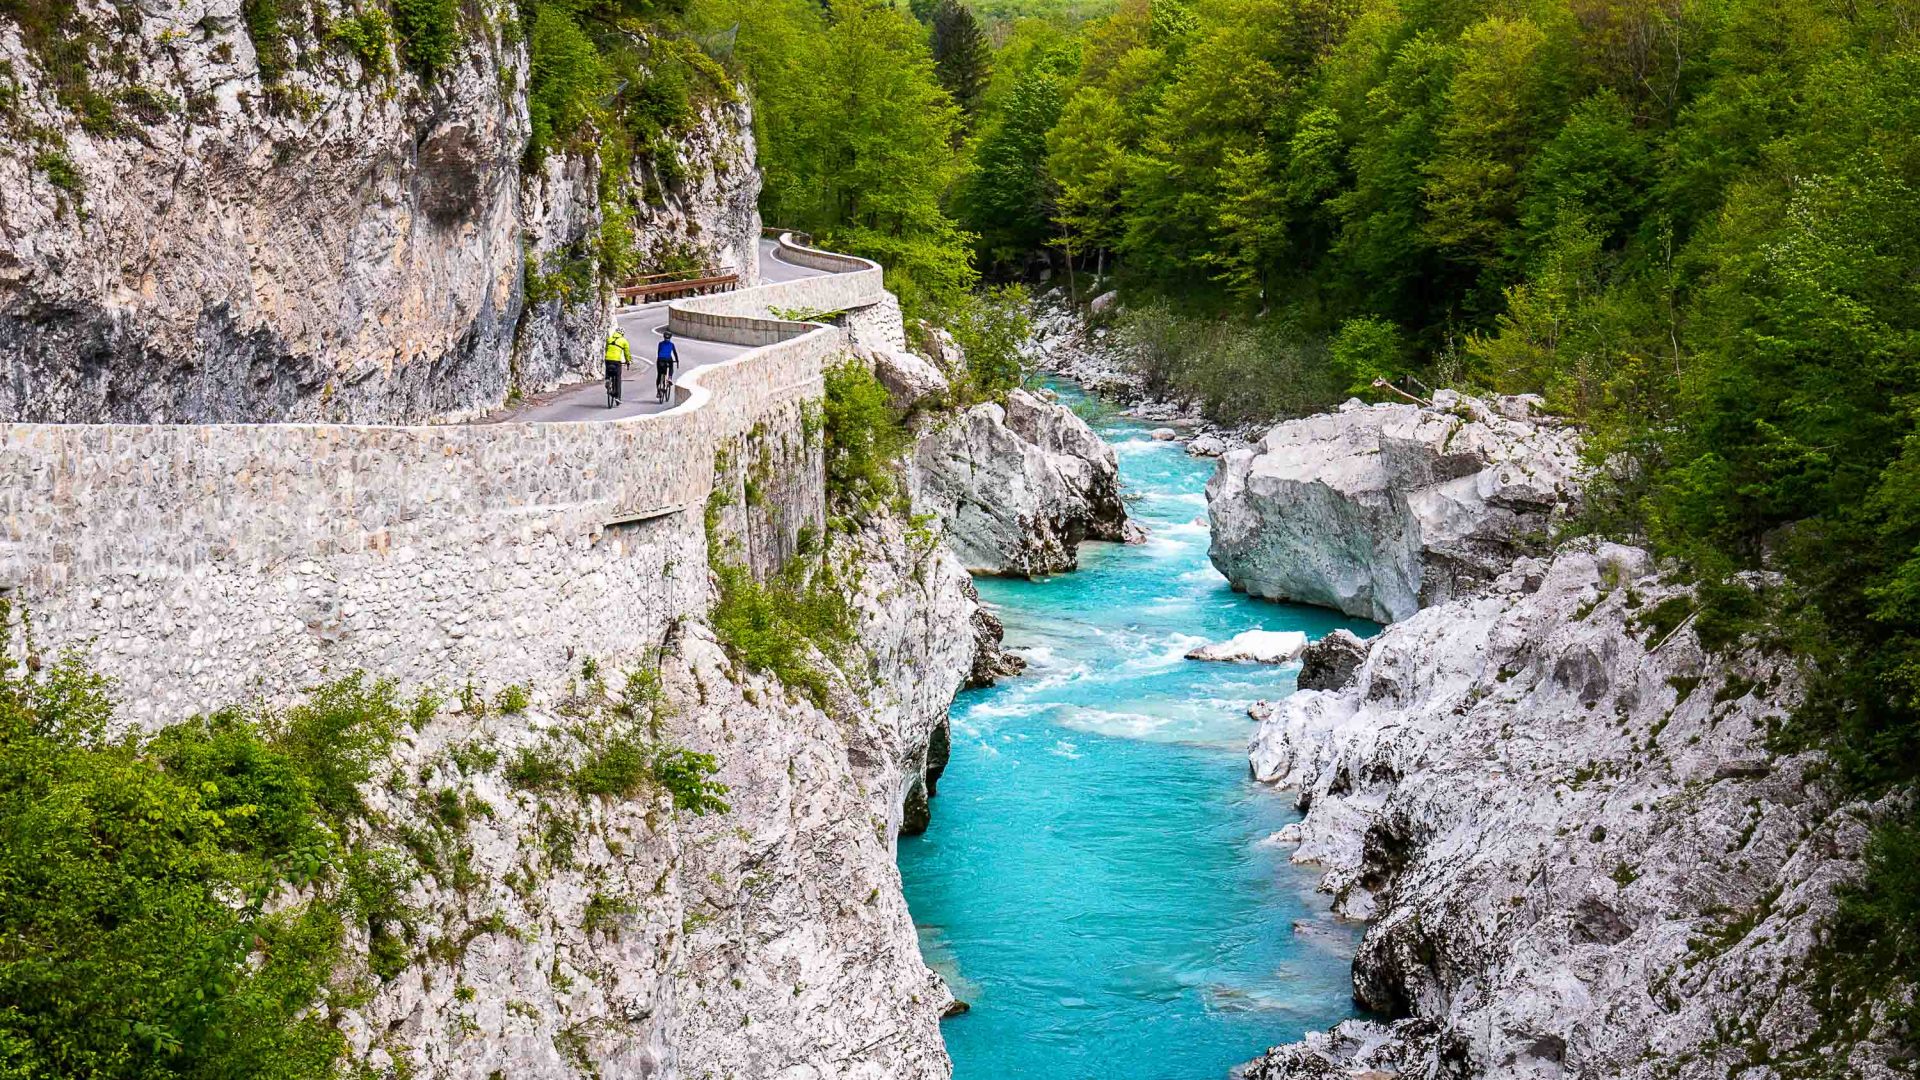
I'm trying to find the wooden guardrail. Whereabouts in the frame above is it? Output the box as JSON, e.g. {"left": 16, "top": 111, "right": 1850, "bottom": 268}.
{"left": 616, "top": 269, "right": 740, "bottom": 305}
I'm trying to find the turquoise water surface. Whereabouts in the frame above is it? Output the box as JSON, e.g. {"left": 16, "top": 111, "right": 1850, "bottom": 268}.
{"left": 898, "top": 386, "right": 1375, "bottom": 1080}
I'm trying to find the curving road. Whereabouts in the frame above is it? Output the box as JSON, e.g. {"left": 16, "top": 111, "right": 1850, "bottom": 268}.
{"left": 485, "top": 236, "right": 835, "bottom": 423}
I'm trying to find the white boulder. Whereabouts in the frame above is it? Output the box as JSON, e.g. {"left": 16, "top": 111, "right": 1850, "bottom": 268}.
{"left": 866, "top": 346, "right": 949, "bottom": 411}
{"left": 1186, "top": 433, "right": 1229, "bottom": 457}
{"left": 1295, "top": 628, "right": 1369, "bottom": 690}
{"left": 1207, "top": 393, "right": 1582, "bottom": 623}
{"left": 910, "top": 388, "right": 1130, "bottom": 577}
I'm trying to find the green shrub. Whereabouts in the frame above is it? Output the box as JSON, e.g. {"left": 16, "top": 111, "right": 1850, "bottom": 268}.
{"left": 524, "top": 246, "right": 600, "bottom": 306}
{"left": 147, "top": 711, "right": 334, "bottom": 879}
{"left": 581, "top": 891, "right": 636, "bottom": 937}
{"left": 526, "top": 2, "right": 611, "bottom": 166}
{"left": 821, "top": 358, "right": 907, "bottom": 512}
{"left": 706, "top": 523, "right": 862, "bottom": 709}
{"left": 622, "top": 666, "right": 665, "bottom": 729}
{"left": 0, "top": 619, "right": 349, "bottom": 1077}
{"left": 330, "top": 8, "right": 394, "bottom": 73}
{"left": 623, "top": 58, "right": 691, "bottom": 142}
{"left": 652, "top": 747, "right": 730, "bottom": 815}
{"left": 241, "top": 0, "right": 292, "bottom": 82}
{"left": 708, "top": 558, "right": 833, "bottom": 705}
{"left": 1171, "top": 320, "right": 1337, "bottom": 425}
{"left": 495, "top": 683, "right": 531, "bottom": 715}
{"left": 505, "top": 742, "right": 571, "bottom": 792}
{"left": 1831, "top": 808, "right": 1920, "bottom": 1035}
{"left": 267, "top": 673, "right": 409, "bottom": 822}
{"left": 34, "top": 149, "right": 82, "bottom": 197}
{"left": 432, "top": 787, "right": 468, "bottom": 832}
{"left": 392, "top": 0, "right": 459, "bottom": 78}
{"left": 571, "top": 736, "right": 649, "bottom": 798}
{"left": 343, "top": 849, "right": 417, "bottom": 981}
{"left": 1110, "top": 297, "right": 1187, "bottom": 400}
{"left": 1328, "top": 316, "right": 1408, "bottom": 398}
{"left": 1114, "top": 300, "right": 1340, "bottom": 425}
{"left": 945, "top": 284, "right": 1032, "bottom": 402}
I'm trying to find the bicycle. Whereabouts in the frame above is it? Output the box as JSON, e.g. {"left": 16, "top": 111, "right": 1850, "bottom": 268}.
{"left": 605, "top": 361, "right": 623, "bottom": 409}
{"left": 656, "top": 363, "right": 676, "bottom": 404}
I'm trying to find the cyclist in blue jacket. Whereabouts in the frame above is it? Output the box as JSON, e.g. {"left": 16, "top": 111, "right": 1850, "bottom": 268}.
{"left": 655, "top": 330, "right": 680, "bottom": 403}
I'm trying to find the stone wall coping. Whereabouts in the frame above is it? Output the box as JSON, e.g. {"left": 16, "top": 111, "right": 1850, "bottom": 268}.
{"left": 772, "top": 232, "right": 881, "bottom": 276}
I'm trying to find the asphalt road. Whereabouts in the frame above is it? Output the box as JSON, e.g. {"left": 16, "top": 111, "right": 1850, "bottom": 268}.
{"left": 485, "top": 237, "right": 832, "bottom": 424}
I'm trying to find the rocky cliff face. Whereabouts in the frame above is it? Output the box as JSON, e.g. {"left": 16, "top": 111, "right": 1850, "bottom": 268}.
{"left": 1207, "top": 392, "right": 1582, "bottom": 624}
{"left": 0, "top": 1, "right": 756, "bottom": 424}
{"left": 332, "top": 511, "right": 975, "bottom": 1079}
{"left": 1239, "top": 542, "right": 1905, "bottom": 1079}
{"left": 910, "top": 387, "right": 1132, "bottom": 577}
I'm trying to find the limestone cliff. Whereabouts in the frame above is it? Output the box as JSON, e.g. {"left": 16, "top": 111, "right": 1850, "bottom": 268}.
{"left": 1239, "top": 543, "right": 1907, "bottom": 1078}
{"left": 329, "top": 511, "right": 974, "bottom": 1079}
{"left": 0, "top": 0, "right": 757, "bottom": 424}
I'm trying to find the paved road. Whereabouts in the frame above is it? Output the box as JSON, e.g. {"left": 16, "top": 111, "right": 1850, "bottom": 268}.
{"left": 485, "top": 237, "right": 832, "bottom": 424}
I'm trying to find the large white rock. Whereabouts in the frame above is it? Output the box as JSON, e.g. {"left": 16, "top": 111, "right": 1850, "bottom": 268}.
{"left": 911, "top": 388, "right": 1131, "bottom": 577}
{"left": 1184, "top": 628, "right": 1308, "bottom": 663}
{"left": 1241, "top": 543, "right": 1906, "bottom": 1079}
{"left": 864, "top": 345, "right": 950, "bottom": 411}
{"left": 1187, "top": 433, "right": 1230, "bottom": 457}
{"left": 1207, "top": 393, "right": 1582, "bottom": 623}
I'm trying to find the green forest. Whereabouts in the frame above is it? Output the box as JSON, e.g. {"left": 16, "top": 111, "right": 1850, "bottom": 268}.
{"left": 680, "top": 0, "right": 1920, "bottom": 1045}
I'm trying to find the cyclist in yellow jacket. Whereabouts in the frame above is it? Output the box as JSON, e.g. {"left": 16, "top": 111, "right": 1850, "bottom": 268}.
{"left": 604, "top": 328, "right": 632, "bottom": 407}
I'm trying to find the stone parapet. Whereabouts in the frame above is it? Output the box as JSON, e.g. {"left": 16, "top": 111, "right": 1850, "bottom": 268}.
{"left": 0, "top": 250, "right": 874, "bottom": 728}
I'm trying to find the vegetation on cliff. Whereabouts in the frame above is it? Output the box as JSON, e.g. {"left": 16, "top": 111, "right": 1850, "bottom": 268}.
{"left": 0, "top": 607, "right": 727, "bottom": 1078}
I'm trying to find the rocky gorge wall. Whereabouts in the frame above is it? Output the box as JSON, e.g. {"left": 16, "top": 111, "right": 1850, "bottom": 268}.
{"left": 1205, "top": 396, "right": 1911, "bottom": 1077}
{"left": 1242, "top": 543, "right": 1905, "bottom": 1079}
{"left": 325, "top": 507, "right": 975, "bottom": 1080}
{"left": 0, "top": 0, "right": 758, "bottom": 425}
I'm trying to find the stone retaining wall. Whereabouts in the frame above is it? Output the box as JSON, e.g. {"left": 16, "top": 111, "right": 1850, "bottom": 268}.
{"left": 0, "top": 252, "right": 889, "bottom": 729}
{"left": 672, "top": 272, "right": 885, "bottom": 334}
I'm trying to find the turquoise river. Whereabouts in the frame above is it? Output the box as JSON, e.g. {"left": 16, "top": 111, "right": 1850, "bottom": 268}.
{"left": 898, "top": 385, "right": 1376, "bottom": 1080}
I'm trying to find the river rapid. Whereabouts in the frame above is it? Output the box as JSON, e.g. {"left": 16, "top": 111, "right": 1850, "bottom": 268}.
{"left": 898, "top": 384, "right": 1377, "bottom": 1079}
